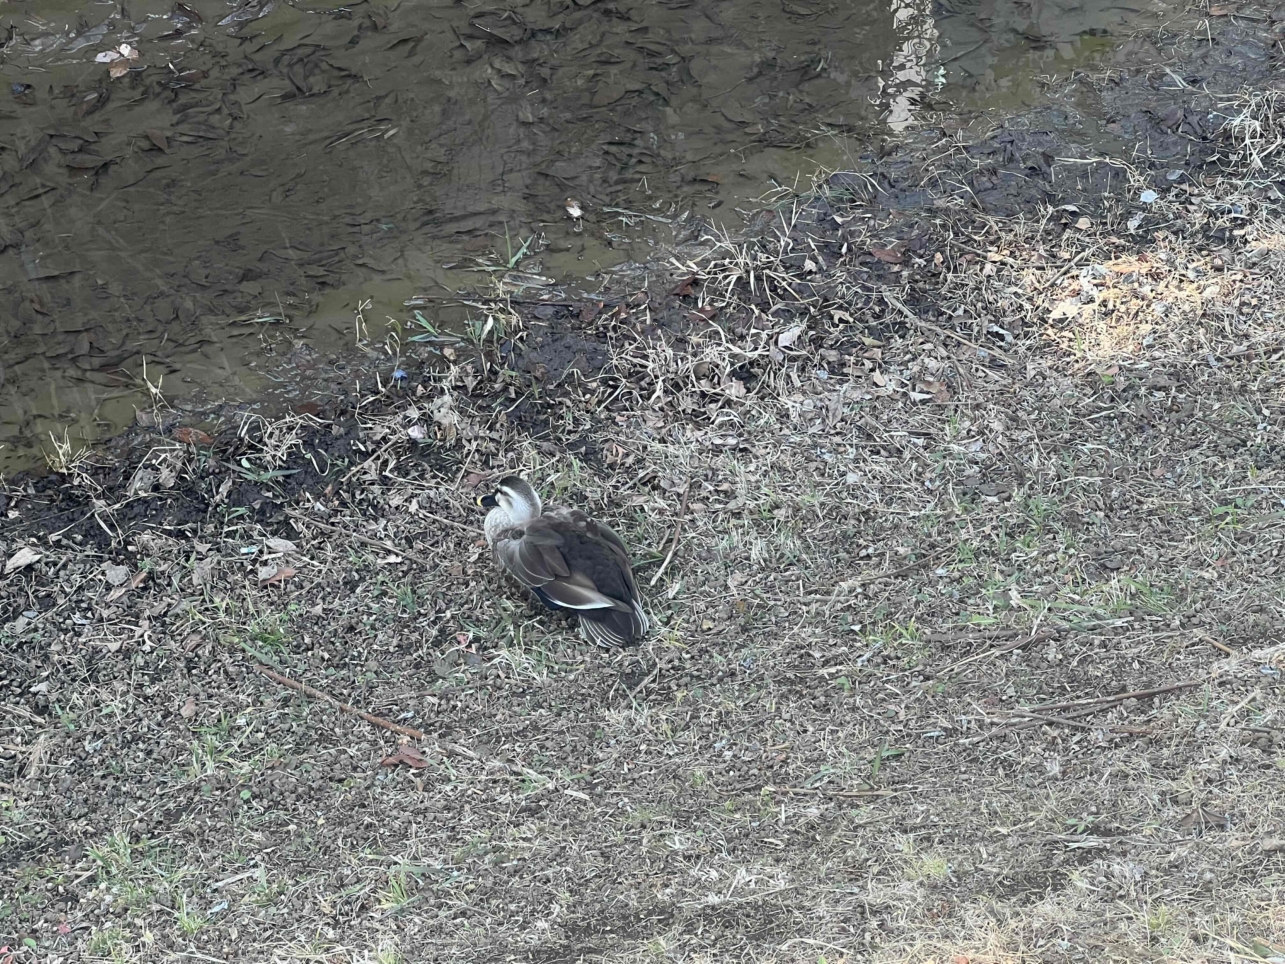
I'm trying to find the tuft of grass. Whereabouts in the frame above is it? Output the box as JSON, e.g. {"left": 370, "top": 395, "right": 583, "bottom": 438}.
{"left": 376, "top": 871, "right": 418, "bottom": 913}
{"left": 904, "top": 853, "right": 951, "bottom": 883}
{"left": 176, "top": 894, "right": 207, "bottom": 936}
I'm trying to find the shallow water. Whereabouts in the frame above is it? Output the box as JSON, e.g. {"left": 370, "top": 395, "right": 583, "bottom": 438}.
{"left": 0, "top": 0, "right": 1171, "bottom": 469}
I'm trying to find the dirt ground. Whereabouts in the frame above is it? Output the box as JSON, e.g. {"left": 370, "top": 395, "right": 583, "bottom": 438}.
{"left": 5, "top": 22, "right": 1285, "bottom": 964}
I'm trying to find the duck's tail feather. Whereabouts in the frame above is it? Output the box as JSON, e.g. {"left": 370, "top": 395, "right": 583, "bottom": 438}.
{"left": 579, "top": 603, "right": 647, "bottom": 647}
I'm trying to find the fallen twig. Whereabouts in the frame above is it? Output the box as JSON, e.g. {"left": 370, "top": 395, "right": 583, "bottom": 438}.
{"left": 1006, "top": 709, "right": 1150, "bottom": 735}
{"left": 1203, "top": 635, "right": 1234, "bottom": 656}
{"left": 247, "top": 661, "right": 501, "bottom": 769}
{"left": 250, "top": 662, "right": 427, "bottom": 739}
{"left": 963, "top": 680, "right": 1200, "bottom": 742}
{"left": 286, "top": 509, "right": 473, "bottom": 569}
{"left": 803, "top": 546, "right": 951, "bottom": 600}
{"left": 883, "top": 292, "right": 1013, "bottom": 364}
{"left": 765, "top": 786, "right": 899, "bottom": 799}
{"left": 926, "top": 626, "right": 1028, "bottom": 643}
{"left": 940, "top": 630, "right": 1057, "bottom": 673}
{"left": 1, "top": 703, "right": 47, "bottom": 725}
{"left": 628, "top": 659, "right": 661, "bottom": 699}
{"left": 1025, "top": 680, "right": 1201, "bottom": 713}
{"left": 649, "top": 484, "right": 691, "bottom": 587}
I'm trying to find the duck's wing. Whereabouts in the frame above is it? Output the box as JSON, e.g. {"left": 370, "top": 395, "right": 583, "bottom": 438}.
{"left": 546, "top": 507, "right": 642, "bottom": 592}
{"left": 494, "top": 511, "right": 646, "bottom": 644}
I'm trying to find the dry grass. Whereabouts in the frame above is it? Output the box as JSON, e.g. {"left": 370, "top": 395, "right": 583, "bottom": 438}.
{"left": 3, "top": 91, "right": 1285, "bottom": 964}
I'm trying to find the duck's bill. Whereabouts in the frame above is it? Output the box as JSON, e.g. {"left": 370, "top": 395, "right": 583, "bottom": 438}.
{"left": 476, "top": 494, "right": 499, "bottom": 509}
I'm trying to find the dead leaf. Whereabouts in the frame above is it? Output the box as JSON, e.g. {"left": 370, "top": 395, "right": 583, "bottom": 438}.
{"left": 1207, "top": 3, "right": 1234, "bottom": 12}
{"left": 917, "top": 380, "right": 951, "bottom": 403}
{"left": 105, "top": 570, "right": 147, "bottom": 603}
{"left": 108, "top": 60, "right": 130, "bottom": 79}
{"left": 180, "top": 696, "right": 197, "bottom": 719}
{"left": 669, "top": 276, "right": 697, "bottom": 297}
{"left": 5, "top": 547, "right": 42, "bottom": 575}
{"left": 1074, "top": 216, "right": 1091, "bottom": 230}
{"left": 872, "top": 371, "right": 888, "bottom": 387}
{"left": 258, "top": 566, "right": 297, "bottom": 586}
{"left": 407, "top": 424, "right": 427, "bottom": 440}
{"left": 380, "top": 744, "right": 430, "bottom": 769}
{"left": 1178, "top": 806, "right": 1230, "bottom": 831}
{"left": 429, "top": 394, "right": 458, "bottom": 443}
{"left": 265, "top": 537, "right": 297, "bottom": 554}
{"left": 1049, "top": 299, "right": 1082, "bottom": 321}
{"left": 145, "top": 128, "right": 169, "bottom": 152}
{"left": 104, "top": 563, "right": 130, "bottom": 587}
{"left": 192, "top": 556, "right": 217, "bottom": 587}
{"left": 776, "top": 324, "right": 805, "bottom": 350}
{"left": 173, "top": 427, "right": 213, "bottom": 445}
{"left": 213, "top": 476, "right": 233, "bottom": 505}
{"left": 870, "top": 245, "right": 903, "bottom": 264}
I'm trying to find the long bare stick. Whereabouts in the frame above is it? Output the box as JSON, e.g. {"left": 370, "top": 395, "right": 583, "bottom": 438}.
{"left": 1007, "top": 709, "right": 1149, "bottom": 735}
{"left": 249, "top": 662, "right": 509, "bottom": 770}
{"left": 940, "top": 630, "right": 1057, "bottom": 674}
{"left": 1025, "top": 680, "right": 1201, "bottom": 713}
{"left": 286, "top": 509, "right": 471, "bottom": 569}
{"left": 883, "top": 292, "right": 1014, "bottom": 364}
{"left": 964, "top": 679, "right": 1199, "bottom": 742}
{"left": 766, "top": 786, "right": 898, "bottom": 799}
{"left": 650, "top": 484, "right": 691, "bottom": 587}
{"left": 250, "top": 662, "right": 427, "bottom": 739}
{"left": 804, "top": 546, "right": 951, "bottom": 600}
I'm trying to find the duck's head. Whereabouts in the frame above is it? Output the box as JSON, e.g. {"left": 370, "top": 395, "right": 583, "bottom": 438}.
{"left": 475, "top": 475, "right": 542, "bottom": 523}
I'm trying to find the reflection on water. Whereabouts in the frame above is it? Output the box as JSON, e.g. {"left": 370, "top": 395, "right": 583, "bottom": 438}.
{"left": 884, "top": 0, "right": 942, "bottom": 131}
{"left": 0, "top": 0, "right": 1168, "bottom": 469}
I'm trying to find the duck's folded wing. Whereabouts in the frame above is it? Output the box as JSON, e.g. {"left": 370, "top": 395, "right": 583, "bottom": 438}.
{"left": 546, "top": 508, "right": 639, "bottom": 593}
{"left": 495, "top": 521, "right": 628, "bottom": 612}
{"left": 537, "top": 574, "right": 625, "bottom": 612}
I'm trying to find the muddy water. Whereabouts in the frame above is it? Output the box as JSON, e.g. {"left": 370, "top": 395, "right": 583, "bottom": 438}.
{"left": 0, "top": 0, "right": 1171, "bottom": 469}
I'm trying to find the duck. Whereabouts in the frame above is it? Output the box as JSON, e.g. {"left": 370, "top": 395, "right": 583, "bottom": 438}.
{"left": 475, "top": 475, "right": 648, "bottom": 646}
